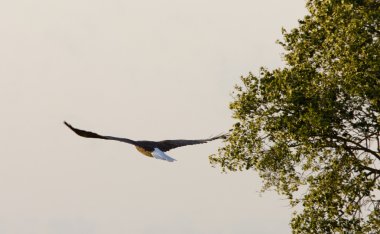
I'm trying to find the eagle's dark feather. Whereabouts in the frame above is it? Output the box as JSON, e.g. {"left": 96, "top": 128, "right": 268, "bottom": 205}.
{"left": 156, "top": 136, "right": 226, "bottom": 152}
{"left": 64, "top": 121, "right": 108, "bottom": 140}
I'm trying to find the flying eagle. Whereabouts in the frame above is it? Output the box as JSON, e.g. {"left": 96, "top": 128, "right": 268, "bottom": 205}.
{"left": 64, "top": 121, "right": 225, "bottom": 162}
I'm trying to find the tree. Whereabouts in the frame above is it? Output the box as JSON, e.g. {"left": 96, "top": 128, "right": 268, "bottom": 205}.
{"left": 210, "top": 0, "right": 380, "bottom": 232}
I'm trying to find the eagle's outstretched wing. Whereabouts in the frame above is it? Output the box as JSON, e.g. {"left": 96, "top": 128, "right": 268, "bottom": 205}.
{"left": 63, "top": 121, "right": 136, "bottom": 145}
{"left": 156, "top": 134, "right": 226, "bottom": 152}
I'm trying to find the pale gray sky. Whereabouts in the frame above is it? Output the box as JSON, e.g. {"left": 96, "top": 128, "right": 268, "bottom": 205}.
{"left": 0, "top": 1, "right": 307, "bottom": 233}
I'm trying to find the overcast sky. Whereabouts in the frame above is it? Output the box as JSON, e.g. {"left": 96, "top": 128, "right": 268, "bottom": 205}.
{"left": 0, "top": 1, "right": 307, "bottom": 233}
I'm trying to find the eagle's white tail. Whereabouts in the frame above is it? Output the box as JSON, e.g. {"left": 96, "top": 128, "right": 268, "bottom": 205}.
{"left": 151, "top": 148, "right": 176, "bottom": 162}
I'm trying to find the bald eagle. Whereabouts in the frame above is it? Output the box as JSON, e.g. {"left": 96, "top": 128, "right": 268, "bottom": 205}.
{"left": 64, "top": 121, "right": 225, "bottom": 162}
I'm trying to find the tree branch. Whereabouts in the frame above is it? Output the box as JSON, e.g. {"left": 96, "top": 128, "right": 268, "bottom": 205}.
{"left": 358, "top": 165, "right": 380, "bottom": 175}
{"left": 344, "top": 147, "right": 380, "bottom": 175}
{"left": 329, "top": 135, "right": 380, "bottom": 161}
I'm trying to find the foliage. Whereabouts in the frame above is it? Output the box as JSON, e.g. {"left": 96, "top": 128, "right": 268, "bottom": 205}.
{"left": 211, "top": 0, "right": 380, "bottom": 232}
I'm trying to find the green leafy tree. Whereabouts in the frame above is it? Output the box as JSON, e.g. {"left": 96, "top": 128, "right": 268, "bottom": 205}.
{"left": 211, "top": 0, "right": 380, "bottom": 232}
